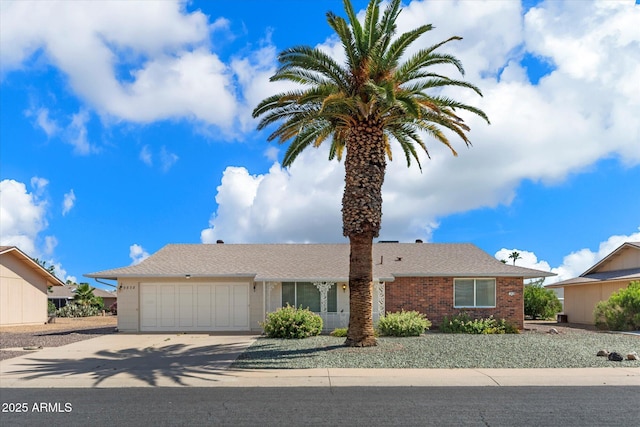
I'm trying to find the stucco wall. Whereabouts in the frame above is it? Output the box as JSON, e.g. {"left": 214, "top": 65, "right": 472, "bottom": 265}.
{"left": 0, "top": 253, "right": 49, "bottom": 326}
{"left": 563, "top": 280, "right": 627, "bottom": 325}
{"left": 598, "top": 249, "right": 640, "bottom": 272}
{"left": 117, "top": 279, "right": 139, "bottom": 332}
{"left": 249, "top": 281, "right": 263, "bottom": 332}
{"left": 384, "top": 276, "right": 525, "bottom": 329}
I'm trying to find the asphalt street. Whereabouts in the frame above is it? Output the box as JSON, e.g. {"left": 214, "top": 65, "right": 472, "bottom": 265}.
{"left": 1, "top": 386, "right": 639, "bottom": 426}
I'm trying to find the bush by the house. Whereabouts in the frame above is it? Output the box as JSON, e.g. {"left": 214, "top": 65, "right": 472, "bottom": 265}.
{"left": 261, "top": 305, "right": 323, "bottom": 339}
{"left": 56, "top": 303, "right": 100, "bottom": 318}
{"left": 440, "top": 313, "right": 519, "bottom": 334}
{"left": 109, "top": 302, "right": 117, "bottom": 315}
{"left": 47, "top": 300, "right": 56, "bottom": 314}
{"left": 524, "top": 283, "right": 562, "bottom": 320}
{"left": 377, "top": 310, "right": 432, "bottom": 337}
{"left": 594, "top": 281, "right": 640, "bottom": 331}
{"left": 330, "top": 328, "right": 348, "bottom": 337}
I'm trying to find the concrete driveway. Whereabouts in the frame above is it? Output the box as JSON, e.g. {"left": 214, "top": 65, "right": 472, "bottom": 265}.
{"left": 0, "top": 333, "right": 258, "bottom": 388}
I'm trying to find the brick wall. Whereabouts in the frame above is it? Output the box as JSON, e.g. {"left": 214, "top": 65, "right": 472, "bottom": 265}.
{"left": 385, "top": 276, "right": 524, "bottom": 329}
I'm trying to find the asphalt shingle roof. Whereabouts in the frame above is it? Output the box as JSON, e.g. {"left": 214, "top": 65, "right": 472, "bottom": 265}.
{"left": 86, "top": 243, "right": 553, "bottom": 282}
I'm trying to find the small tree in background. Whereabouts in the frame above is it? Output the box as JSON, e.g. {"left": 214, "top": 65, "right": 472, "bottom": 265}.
{"left": 73, "top": 283, "right": 97, "bottom": 306}
{"left": 33, "top": 258, "right": 56, "bottom": 275}
{"left": 508, "top": 251, "right": 522, "bottom": 265}
{"left": 524, "top": 282, "right": 562, "bottom": 320}
{"left": 594, "top": 281, "right": 640, "bottom": 331}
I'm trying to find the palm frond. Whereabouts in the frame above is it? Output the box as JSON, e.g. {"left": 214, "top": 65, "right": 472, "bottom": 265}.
{"left": 253, "top": 0, "right": 488, "bottom": 173}
{"left": 363, "top": 0, "right": 381, "bottom": 52}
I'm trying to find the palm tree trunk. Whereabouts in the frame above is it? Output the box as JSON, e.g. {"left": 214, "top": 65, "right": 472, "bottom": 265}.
{"left": 345, "top": 232, "right": 377, "bottom": 346}
{"left": 343, "top": 118, "right": 385, "bottom": 347}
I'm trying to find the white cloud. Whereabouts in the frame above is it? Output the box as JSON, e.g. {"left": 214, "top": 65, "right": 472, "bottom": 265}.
{"left": 66, "top": 109, "right": 97, "bottom": 155}
{"left": 264, "top": 146, "right": 279, "bottom": 162}
{"left": 43, "top": 235, "right": 58, "bottom": 256}
{"left": 495, "top": 227, "right": 640, "bottom": 285}
{"left": 48, "top": 259, "right": 74, "bottom": 284}
{"left": 494, "top": 248, "right": 552, "bottom": 271}
{"left": 0, "top": 178, "right": 78, "bottom": 282}
{"left": 160, "top": 146, "right": 179, "bottom": 172}
{"left": 0, "top": 1, "right": 239, "bottom": 131}
{"left": 30, "top": 176, "right": 49, "bottom": 195}
{"left": 129, "top": 244, "right": 150, "bottom": 265}
{"left": 200, "top": 0, "right": 639, "bottom": 245}
{"left": 230, "top": 44, "right": 297, "bottom": 133}
{"left": 62, "top": 189, "right": 76, "bottom": 216}
{"left": 0, "top": 179, "right": 48, "bottom": 256}
{"left": 140, "top": 145, "right": 153, "bottom": 166}
{"left": 25, "top": 107, "right": 60, "bottom": 137}
{"left": 201, "top": 155, "right": 345, "bottom": 244}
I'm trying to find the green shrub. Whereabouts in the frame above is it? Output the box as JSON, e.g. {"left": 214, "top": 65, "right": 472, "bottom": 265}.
{"left": 440, "top": 313, "right": 519, "bottom": 334}
{"left": 93, "top": 296, "right": 105, "bottom": 311}
{"left": 524, "top": 283, "right": 562, "bottom": 320}
{"left": 47, "top": 300, "right": 56, "bottom": 314}
{"left": 56, "top": 303, "right": 100, "bottom": 318}
{"left": 261, "top": 305, "right": 323, "bottom": 339}
{"left": 377, "top": 310, "right": 431, "bottom": 337}
{"left": 594, "top": 281, "right": 640, "bottom": 331}
{"left": 330, "top": 328, "right": 348, "bottom": 337}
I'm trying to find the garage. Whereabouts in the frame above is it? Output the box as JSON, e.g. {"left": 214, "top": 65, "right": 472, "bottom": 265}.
{"left": 140, "top": 282, "right": 249, "bottom": 332}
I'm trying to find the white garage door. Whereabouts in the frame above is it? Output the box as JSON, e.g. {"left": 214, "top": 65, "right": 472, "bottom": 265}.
{"left": 140, "top": 283, "right": 249, "bottom": 332}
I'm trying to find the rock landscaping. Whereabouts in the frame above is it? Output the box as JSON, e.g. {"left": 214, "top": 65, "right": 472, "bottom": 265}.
{"left": 233, "top": 323, "right": 639, "bottom": 369}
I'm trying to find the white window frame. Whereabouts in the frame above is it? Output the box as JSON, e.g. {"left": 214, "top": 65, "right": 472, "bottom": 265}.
{"left": 453, "top": 278, "right": 496, "bottom": 308}
{"left": 281, "top": 282, "right": 337, "bottom": 313}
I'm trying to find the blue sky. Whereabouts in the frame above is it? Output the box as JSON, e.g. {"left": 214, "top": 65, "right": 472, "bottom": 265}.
{"left": 1, "top": 0, "right": 639, "bottom": 289}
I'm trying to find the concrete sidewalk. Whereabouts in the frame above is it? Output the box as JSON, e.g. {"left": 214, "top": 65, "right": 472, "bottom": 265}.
{"left": 1, "top": 334, "right": 639, "bottom": 388}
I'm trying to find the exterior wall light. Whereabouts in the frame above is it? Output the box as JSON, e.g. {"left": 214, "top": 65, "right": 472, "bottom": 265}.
{"left": 185, "top": 274, "right": 191, "bottom": 279}
{"left": 342, "top": 284, "right": 347, "bottom": 292}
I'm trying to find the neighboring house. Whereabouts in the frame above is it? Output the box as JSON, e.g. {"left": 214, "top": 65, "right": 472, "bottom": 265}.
{"left": 547, "top": 241, "right": 640, "bottom": 325}
{"left": 0, "top": 246, "right": 65, "bottom": 326}
{"left": 85, "top": 242, "right": 553, "bottom": 333}
{"left": 94, "top": 287, "right": 117, "bottom": 309}
{"left": 48, "top": 285, "right": 117, "bottom": 310}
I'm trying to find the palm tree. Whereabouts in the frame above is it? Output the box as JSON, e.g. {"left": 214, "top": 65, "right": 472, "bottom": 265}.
{"left": 253, "top": 0, "right": 489, "bottom": 346}
{"left": 73, "top": 283, "right": 98, "bottom": 307}
{"left": 509, "top": 251, "right": 521, "bottom": 265}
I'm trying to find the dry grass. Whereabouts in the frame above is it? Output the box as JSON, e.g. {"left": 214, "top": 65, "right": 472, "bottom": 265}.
{"left": 0, "top": 315, "right": 118, "bottom": 360}
{"left": 0, "top": 315, "right": 117, "bottom": 334}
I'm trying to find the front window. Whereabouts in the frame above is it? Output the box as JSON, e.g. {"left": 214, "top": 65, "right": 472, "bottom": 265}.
{"left": 454, "top": 279, "right": 496, "bottom": 308}
{"left": 282, "top": 282, "right": 337, "bottom": 312}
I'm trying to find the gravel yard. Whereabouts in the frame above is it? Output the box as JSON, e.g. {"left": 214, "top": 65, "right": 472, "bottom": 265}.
{"left": 0, "top": 316, "right": 117, "bottom": 361}
{"left": 2, "top": 318, "right": 638, "bottom": 369}
{"left": 233, "top": 323, "right": 640, "bottom": 369}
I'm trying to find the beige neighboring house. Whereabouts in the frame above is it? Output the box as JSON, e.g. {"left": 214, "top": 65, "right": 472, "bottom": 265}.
{"left": 547, "top": 241, "right": 640, "bottom": 325}
{"left": 0, "top": 246, "right": 65, "bottom": 326}
{"left": 49, "top": 285, "right": 117, "bottom": 310}
{"left": 86, "top": 242, "right": 553, "bottom": 333}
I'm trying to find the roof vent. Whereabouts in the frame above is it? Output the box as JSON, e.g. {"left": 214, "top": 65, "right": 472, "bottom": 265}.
{"left": 415, "top": 239, "right": 423, "bottom": 243}
{"left": 216, "top": 240, "right": 224, "bottom": 244}
{"left": 378, "top": 240, "right": 399, "bottom": 243}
